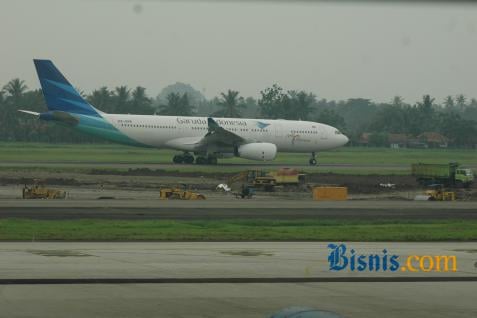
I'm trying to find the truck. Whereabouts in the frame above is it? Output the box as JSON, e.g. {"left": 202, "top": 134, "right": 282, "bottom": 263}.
{"left": 411, "top": 162, "right": 474, "bottom": 188}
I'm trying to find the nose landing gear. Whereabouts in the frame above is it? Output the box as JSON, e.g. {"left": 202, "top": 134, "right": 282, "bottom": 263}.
{"left": 309, "top": 152, "right": 317, "bottom": 166}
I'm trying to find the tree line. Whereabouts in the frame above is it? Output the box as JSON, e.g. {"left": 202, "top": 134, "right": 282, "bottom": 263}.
{"left": 1, "top": 78, "right": 476, "bottom": 147}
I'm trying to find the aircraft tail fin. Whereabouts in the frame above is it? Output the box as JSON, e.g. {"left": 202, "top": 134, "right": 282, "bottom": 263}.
{"left": 33, "top": 59, "right": 102, "bottom": 117}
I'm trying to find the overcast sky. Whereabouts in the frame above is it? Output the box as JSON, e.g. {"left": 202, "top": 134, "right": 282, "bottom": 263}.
{"left": 1, "top": 0, "right": 477, "bottom": 103}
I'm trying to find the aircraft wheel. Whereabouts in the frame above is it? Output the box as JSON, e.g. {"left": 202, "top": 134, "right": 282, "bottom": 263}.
{"left": 309, "top": 158, "right": 317, "bottom": 166}
{"left": 173, "top": 154, "right": 184, "bottom": 164}
{"left": 183, "top": 154, "right": 195, "bottom": 164}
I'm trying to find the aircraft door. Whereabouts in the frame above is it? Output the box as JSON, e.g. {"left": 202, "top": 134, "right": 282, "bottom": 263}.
{"left": 273, "top": 122, "right": 283, "bottom": 145}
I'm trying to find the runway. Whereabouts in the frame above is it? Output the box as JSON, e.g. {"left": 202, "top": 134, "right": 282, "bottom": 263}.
{"left": 0, "top": 161, "right": 412, "bottom": 169}
{"left": 2, "top": 161, "right": 476, "bottom": 169}
{"left": 0, "top": 199, "right": 476, "bottom": 220}
{"left": 0, "top": 242, "right": 476, "bottom": 318}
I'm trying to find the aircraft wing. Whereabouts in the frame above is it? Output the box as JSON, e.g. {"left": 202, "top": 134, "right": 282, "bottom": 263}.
{"left": 197, "top": 117, "right": 246, "bottom": 149}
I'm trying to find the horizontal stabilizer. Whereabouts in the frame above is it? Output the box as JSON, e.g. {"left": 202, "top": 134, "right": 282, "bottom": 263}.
{"left": 18, "top": 109, "right": 40, "bottom": 116}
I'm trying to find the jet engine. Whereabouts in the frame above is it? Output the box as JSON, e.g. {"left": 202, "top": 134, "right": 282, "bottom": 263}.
{"left": 235, "top": 142, "right": 277, "bottom": 161}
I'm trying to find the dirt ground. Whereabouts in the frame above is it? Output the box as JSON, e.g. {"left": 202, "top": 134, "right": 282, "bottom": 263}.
{"left": 0, "top": 168, "right": 475, "bottom": 201}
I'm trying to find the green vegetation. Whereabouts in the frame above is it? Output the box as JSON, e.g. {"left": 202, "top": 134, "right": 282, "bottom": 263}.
{"left": 0, "top": 219, "right": 475, "bottom": 241}
{"left": 0, "top": 142, "right": 475, "bottom": 166}
{"left": 0, "top": 142, "right": 474, "bottom": 175}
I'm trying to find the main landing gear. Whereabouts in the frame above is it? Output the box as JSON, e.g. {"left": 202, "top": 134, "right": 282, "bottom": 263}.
{"left": 172, "top": 152, "right": 218, "bottom": 165}
{"left": 195, "top": 156, "right": 217, "bottom": 165}
{"left": 309, "top": 152, "right": 317, "bottom": 166}
{"left": 173, "top": 152, "right": 194, "bottom": 164}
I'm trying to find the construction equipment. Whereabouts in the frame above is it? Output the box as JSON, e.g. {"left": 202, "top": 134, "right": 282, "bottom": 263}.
{"left": 234, "top": 184, "right": 255, "bottom": 199}
{"left": 22, "top": 181, "right": 67, "bottom": 199}
{"left": 419, "top": 184, "right": 456, "bottom": 201}
{"left": 159, "top": 188, "right": 206, "bottom": 200}
{"left": 411, "top": 162, "right": 474, "bottom": 188}
{"left": 229, "top": 168, "right": 306, "bottom": 191}
{"left": 312, "top": 186, "right": 348, "bottom": 201}
{"left": 425, "top": 189, "right": 455, "bottom": 201}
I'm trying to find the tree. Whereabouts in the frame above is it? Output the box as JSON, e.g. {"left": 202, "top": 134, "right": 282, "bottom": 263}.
{"left": 3, "top": 78, "right": 28, "bottom": 102}
{"left": 456, "top": 94, "right": 467, "bottom": 110}
{"left": 369, "top": 106, "right": 403, "bottom": 133}
{"left": 131, "top": 86, "right": 153, "bottom": 115}
{"left": 156, "top": 82, "right": 206, "bottom": 107}
{"left": 242, "top": 97, "right": 259, "bottom": 118}
{"left": 113, "top": 86, "right": 131, "bottom": 114}
{"left": 316, "top": 109, "right": 346, "bottom": 131}
{"left": 412, "top": 95, "right": 436, "bottom": 133}
{"left": 159, "top": 92, "right": 194, "bottom": 116}
{"left": 437, "top": 111, "right": 477, "bottom": 147}
{"left": 212, "top": 90, "right": 245, "bottom": 118}
{"left": 1, "top": 79, "right": 29, "bottom": 141}
{"left": 391, "top": 96, "right": 405, "bottom": 108}
{"left": 469, "top": 98, "right": 477, "bottom": 108}
{"left": 88, "top": 87, "right": 112, "bottom": 112}
{"left": 337, "top": 98, "right": 376, "bottom": 133}
{"left": 258, "top": 84, "right": 286, "bottom": 119}
{"left": 368, "top": 132, "right": 389, "bottom": 147}
{"left": 258, "top": 85, "right": 316, "bottom": 120}
{"left": 417, "top": 95, "right": 435, "bottom": 113}
{"left": 444, "top": 96, "right": 455, "bottom": 109}
{"left": 286, "top": 90, "right": 315, "bottom": 120}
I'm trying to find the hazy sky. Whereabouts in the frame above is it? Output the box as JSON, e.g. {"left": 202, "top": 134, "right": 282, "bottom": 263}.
{"left": 1, "top": 0, "right": 477, "bottom": 103}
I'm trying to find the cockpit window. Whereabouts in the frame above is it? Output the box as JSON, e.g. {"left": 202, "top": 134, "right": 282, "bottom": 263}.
{"left": 335, "top": 130, "right": 342, "bottom": 135}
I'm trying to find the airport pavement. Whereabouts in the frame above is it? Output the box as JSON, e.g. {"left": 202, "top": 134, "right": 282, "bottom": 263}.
{"left": 0, "top": 242, "right": 476, "bottom": 318}
{"left": 1, "top": 242, "right": 476, "bottom": 280}
{"left": 1, "top": 282, "right": 476, "bottom": 318}
{"left": 0, "top": 161, "right": 416, "bottom": 170}
{"left": 0, "top": 199, "right": 476, "bottom": 220}
{"left": 1, "top": 160, "right": 476, "bottom": 170}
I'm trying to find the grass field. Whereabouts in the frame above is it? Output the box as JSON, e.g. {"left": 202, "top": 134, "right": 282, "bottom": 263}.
{"left": 0, "top": 219, "right": 475, "bottom": 241}
{"left": 0, "top": 142, "right": 475, "bottom": 174}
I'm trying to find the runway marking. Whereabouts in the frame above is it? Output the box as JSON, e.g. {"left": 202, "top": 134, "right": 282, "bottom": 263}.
{"left": 1, "top": 277, "right": 476, "bottom": 285}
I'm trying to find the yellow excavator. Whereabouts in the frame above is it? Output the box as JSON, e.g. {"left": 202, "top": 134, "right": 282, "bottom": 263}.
{"left": 159, "top": 188, "right": 206, "bottom": 200}
{"left": 424, "top": 186, "right": 455, "bottom": 201}
{"left": 22, "top": 180, "right": 67, "bottom": 199}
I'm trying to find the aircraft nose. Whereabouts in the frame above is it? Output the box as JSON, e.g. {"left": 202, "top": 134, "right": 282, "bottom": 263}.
{"left": 338, "top": 135, "right": 349, "bottom": 147}
{"left": 342, "top": 134, "right": 349, "bottom": 146}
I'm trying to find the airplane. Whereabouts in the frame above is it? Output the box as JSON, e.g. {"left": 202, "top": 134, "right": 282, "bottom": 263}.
{"left": 19, "top": 60, "right": 349, "bottom": 165}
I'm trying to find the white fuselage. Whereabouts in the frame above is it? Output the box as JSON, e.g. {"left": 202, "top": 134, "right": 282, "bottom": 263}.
{"left": 103, "top": 114, "right": 349, "bottom": 153}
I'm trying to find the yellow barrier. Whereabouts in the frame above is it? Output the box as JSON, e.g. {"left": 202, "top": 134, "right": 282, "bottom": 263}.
{"left": 312, "top": 186, "right": 348, "bottom": 201}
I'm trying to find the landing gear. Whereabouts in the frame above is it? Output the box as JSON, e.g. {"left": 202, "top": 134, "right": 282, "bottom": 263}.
{"left": 195, "top": 155, "right": 218, "bottom": 165}
{"left": 173, "top": 154, "right": 184, "bottom": 164}
{"left": 173, "top": 153, "right": 218, "bottom": 165}
{"left": 172, "top": 152, "right": 194, "bottom": 164}
{"left": 309, "top": 152, "right": 317, "bottom": 166}
{"left": 183, "top": 153, "right": 194, "bottom": 164}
